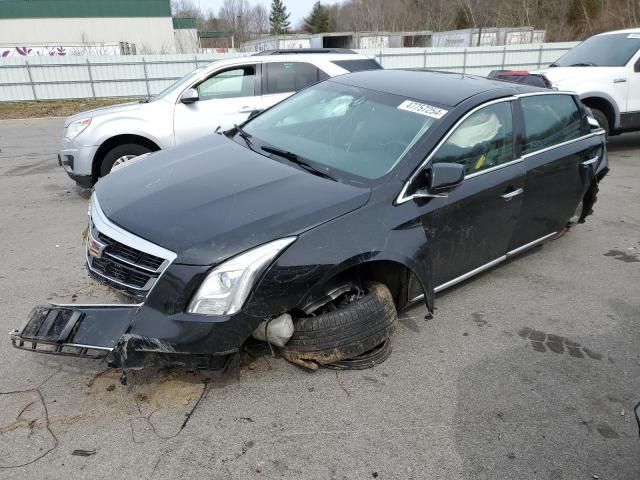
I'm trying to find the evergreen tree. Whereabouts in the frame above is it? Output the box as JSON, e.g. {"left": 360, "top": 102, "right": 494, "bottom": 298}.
{"left": 303, "top": 1, "right": 330, "bottom": 34}
{"left": 269, "top": 0, "right": 291, "bottom": 34}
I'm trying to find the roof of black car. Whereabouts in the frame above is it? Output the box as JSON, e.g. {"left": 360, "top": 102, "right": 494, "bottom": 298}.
{"left": 330, "top": 69, "right": 547, "bottom": 107}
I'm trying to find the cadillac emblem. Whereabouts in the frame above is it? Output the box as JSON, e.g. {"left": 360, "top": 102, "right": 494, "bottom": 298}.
{"left": 88, "top": 236, "right": 106, "bottom": 259}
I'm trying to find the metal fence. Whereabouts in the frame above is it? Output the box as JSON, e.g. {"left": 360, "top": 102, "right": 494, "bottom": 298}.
{"left": 0, "top": 42, "right": 578, "bottom": 102}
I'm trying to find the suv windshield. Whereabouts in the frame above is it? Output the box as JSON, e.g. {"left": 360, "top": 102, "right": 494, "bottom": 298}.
{"left": 553, "top": 33, "right": 640, "bottom": 67}
{"left": 241, "top": 81, "right": 442, "bottom": 182}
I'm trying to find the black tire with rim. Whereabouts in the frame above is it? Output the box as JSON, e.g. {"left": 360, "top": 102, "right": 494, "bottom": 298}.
{"left": 99, "top": 143, "right": 152, "bottom": 177}
{"left": 279, "top": 282, "right": 397, "bottom": 369}
{"left": 590, "top": 108, "right": 610, "bottom": 138}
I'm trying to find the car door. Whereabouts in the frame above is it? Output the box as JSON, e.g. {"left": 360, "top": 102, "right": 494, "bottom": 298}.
{"left": 261, "top": 61, "right": 330, "bottom": 110}
{"left": 508, "top": 93, "right": 604, "bottom": 251}
{"left": 173, "top": 63, "right": 262, "bottom": 145}
{"left": 625, "top": 46, "right": 640, "bottom": 116}
{"left": 413, "top": 99, "right": 525, "bottom": 288}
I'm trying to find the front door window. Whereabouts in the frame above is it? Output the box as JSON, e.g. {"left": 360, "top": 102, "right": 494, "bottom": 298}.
{"left": 432, "top": 102, "right": 514, "bottom": 175}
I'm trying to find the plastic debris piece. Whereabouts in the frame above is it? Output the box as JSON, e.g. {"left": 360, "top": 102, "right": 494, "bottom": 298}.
{"left": 252, "top": 314, "right": 294, "bottom": 347}
{"left": 72, "top": 449, "right": 96, "bottom": 457}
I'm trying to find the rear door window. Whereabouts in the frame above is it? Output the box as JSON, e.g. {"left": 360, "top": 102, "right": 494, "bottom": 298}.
{"left": 264, "top": 62, "right": 327, "bottom": 95}
{"left": 521, "top": 95, "right": 582, "bottom": 154}
{"left": 432, "top": 101, "right": 514, "bottom": 176}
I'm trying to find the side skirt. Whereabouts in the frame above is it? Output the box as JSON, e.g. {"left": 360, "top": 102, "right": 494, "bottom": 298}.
{"left": 408, "top": 231, "right": 558, "bottom": 304}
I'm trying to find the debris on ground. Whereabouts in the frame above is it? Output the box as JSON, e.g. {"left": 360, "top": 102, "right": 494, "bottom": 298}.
{"left": 71, "top": 449, "right": 96, "bottom": 457}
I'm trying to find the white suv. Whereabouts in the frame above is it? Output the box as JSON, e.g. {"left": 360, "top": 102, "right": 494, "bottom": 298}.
{"left": 538, "top": 28, "right": 640, "bottom": 136}
{"left": 59, "top": 50, "right": 381, "bottom": 187}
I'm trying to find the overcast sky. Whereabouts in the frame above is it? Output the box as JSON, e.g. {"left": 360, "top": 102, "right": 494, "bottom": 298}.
{"left": 196, "top": 0, "right": 319, "bottom": 27}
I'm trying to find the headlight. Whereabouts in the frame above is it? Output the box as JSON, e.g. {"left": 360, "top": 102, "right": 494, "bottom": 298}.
{"left": 187, "top": 237, "right": 296, "bottom": 316}
{"left": 64, "top": 118, "right": 92, "bottom": 140}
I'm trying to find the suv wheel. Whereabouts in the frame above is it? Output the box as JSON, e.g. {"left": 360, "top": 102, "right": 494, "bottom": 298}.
{"left": 590, "top": 108, "right": 610, "bottom": 138}
{"left": 100, "top": 144, "right": 152, "bottom": 177}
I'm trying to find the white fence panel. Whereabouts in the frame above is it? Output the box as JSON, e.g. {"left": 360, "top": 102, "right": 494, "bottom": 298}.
{"left": 0, "top": 43, "right": 578, "bottom": 102}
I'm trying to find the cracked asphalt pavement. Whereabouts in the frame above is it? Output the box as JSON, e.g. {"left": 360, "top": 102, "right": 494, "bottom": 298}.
{"left": 0, "top": 118, "right": 639, "bottom": 479}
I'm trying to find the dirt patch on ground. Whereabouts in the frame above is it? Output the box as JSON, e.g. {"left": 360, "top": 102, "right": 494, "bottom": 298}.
{"left": 0, "top": 98, "right": 140, "bottom": 120}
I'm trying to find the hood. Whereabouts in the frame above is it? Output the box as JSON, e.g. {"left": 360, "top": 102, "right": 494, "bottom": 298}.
{"left": 535, "top": 66, "right": 623, "bottom": 91}
{"left": 65, "top": 101, "right": 148, "bottom": 126}
{"left": 94, "top": 134, "right": 370, "bottom": 265}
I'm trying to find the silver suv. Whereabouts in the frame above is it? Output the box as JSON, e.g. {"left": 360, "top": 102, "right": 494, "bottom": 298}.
{"left": 59, "top": 50, "right": 381, "bottom": 186}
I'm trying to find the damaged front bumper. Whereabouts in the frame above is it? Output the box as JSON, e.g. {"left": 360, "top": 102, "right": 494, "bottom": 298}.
{"left": 11, "top": 304, "right": 137, "bottom": 359}
{"left": 10, "top": 301, "right": 262, "bottom": 371}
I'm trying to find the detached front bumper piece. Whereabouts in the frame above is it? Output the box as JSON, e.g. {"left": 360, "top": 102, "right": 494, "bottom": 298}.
{"left": 11, "top": 303, "right": 244, "bottom": 372}
{"left": 11, "top": 304, "right": 138, "bottom": 359}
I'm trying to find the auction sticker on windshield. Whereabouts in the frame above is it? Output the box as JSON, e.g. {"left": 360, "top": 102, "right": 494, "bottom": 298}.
{"left": 397, "top": 100, "right": 448, "bottom": 119}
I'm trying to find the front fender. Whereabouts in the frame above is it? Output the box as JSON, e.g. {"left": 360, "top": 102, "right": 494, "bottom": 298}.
{"left": 82, "top": 103, "right": 174, "bottom": 149}
{"left": 245, "top": 207, "right": 434, "bottom": 318}
{"left": 579, "top": 91, "right": 621, "bottom": 128}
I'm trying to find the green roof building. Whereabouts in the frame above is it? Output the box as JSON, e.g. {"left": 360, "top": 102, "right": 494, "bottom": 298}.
{"left": 0, "top": 0, "right": 197, "bottom": 54}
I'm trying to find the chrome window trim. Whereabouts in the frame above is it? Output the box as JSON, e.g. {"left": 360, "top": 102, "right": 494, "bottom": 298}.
{"left": 464, "top": 157, "right": 523, "bottom": 179}
{"left": 396, "top": 96, "right": 517, "bottom": 205}
{"left": 521, "top": 131, "right": 604, "bottom": 159}
{"left": 514, "top": 90, "right": 577, "bottom": 98}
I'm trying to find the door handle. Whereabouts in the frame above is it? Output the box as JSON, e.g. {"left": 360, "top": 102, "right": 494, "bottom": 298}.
{"left": 613, "top": 78, "right": 627, "bottom": 83}
{"left": 581, "top": 156, "right": 599, "bottom": 166}
{"left": 501, "top": 188, "right": 524, "bottom": 201}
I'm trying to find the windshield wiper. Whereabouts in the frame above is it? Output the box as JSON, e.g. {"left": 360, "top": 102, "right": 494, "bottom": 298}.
{"left": 570, "top": 62, "right": 597, "bottom": 67}
{"left": 232, "top": 123, "right": 257, "bottom": 152}
{"left": 261, "top": 146, "right": 336, "bottom": 181}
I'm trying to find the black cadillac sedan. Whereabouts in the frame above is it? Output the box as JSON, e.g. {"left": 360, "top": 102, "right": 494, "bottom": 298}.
{"left": 11, "top": 70, "right": 608, "bottom": 371}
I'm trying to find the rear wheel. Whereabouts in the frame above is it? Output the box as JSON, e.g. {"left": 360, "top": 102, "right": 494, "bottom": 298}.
{"left": 99, "top": 143, "right": 151, "bottom": 177}
{"left": 279, "top": 282, "right": 397, "bottom": 370}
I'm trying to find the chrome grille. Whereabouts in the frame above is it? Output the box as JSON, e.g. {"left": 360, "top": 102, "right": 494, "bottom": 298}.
{"left": 97, "top": 232, "right": 165, "bottom": 271}
{"left": 86, "top": 194, "right": 176, "bottom": 298}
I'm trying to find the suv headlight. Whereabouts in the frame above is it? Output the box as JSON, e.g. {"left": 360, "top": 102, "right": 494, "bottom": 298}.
{"left": 187, "top": 237, "right": 296, "bottom": 316}
{"left": 65, "top": 118, "right": 92, "bottom": 140}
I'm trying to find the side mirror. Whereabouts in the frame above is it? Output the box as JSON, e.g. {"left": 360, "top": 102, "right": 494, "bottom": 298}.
{"left": 414, "top": 162, "right": 465, "bottom": 198}
{"left": 180, "top": 88, "right": 199, "bottom": 104}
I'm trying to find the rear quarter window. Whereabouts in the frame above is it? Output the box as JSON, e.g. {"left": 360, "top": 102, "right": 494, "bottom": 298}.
{"left": 331, "top": 59, "right": 383, "bottom": 72}
{"left": 521, "top": 95, "right": 582, "bottom": 154}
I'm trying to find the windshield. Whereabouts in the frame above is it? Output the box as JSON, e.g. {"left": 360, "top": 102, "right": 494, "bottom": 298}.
{"left": 553, "top": 33, "right": 640, "bottom": 67}
{"left": 241, "top": 81, "right": 442, "bottom": 181}
{"left": 150, "top": 65, "right": 208, "bottom": 101}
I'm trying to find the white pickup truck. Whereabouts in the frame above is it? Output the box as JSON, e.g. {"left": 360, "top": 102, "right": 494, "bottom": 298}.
{"left": 538, "top": 28, "right": 640, "bottom": 136}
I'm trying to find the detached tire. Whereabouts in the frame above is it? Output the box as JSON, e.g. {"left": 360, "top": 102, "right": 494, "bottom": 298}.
{"left": 279, "top": 282, "right": 397, "bottom": 370}
{"left": 100, "top": 143, "right": 152, "bottom": 177}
